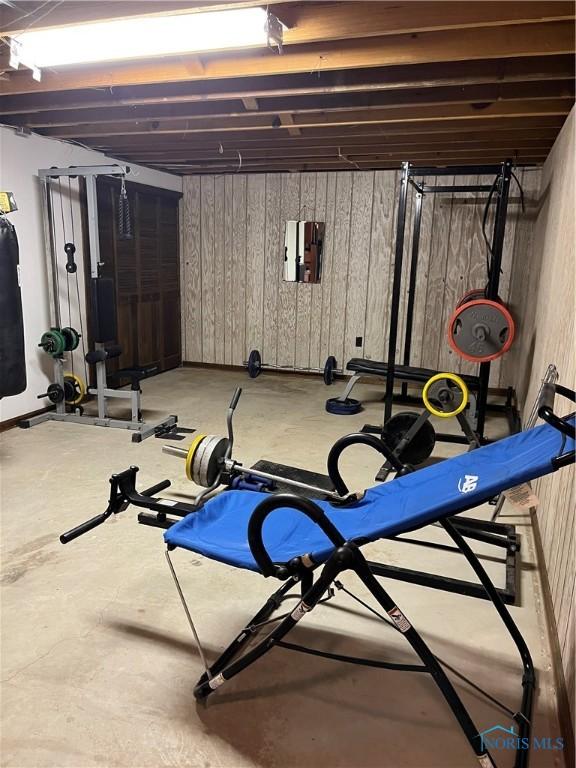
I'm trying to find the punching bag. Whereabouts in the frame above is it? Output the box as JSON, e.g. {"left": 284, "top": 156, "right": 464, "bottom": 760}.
{"left": 0, "top": 216, "right": 26, "bottom": 398}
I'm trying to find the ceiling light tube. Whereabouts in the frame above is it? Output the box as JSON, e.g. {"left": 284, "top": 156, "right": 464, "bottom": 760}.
{"left": 12, "top": 7, "right": 272, "bottom": 68}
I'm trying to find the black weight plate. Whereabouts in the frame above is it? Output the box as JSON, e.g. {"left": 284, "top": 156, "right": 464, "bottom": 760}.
{"left": 47, "top": 383, "right": 65, "bottom": 404}
{"left": 61, "top": 326, "right": 80, "bottom": 351}
{"left": 247, "top": 349, "right": 262, "bottom": 378}
{"left": 382, "top": 411, "right": 436, "bottom": 465}
{"left": 325, "top": 397, "right": 362, "bottom": 415}
{"left": 323, "top": 356, "right": 337, "bottom": 385}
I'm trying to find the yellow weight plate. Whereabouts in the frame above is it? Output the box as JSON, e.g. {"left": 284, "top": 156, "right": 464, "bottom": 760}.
{"left": 422, "top": 372, "right": 468, "bottom": 419}
{"left": 63, "top": 372, "right": 86, "bottom": 405}
{"left": 185, "top": 434, "right": 207, "bottom": 482}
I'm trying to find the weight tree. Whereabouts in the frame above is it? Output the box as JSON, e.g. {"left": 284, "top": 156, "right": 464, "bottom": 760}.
{"left": 21, "top": 165, "right": 177, "bottom": 442}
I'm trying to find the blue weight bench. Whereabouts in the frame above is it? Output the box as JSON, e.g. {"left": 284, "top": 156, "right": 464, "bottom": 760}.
{"left": 60, "top": 384, "right": 574, "bottom": 768}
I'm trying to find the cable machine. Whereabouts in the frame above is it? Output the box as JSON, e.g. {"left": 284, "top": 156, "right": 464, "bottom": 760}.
{"left": 20, "top": 165, "right": 177, "bottom": 442}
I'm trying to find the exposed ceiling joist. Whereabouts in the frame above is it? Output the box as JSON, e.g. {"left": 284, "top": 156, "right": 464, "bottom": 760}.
{"left": 2, "top": 21, "right": 573, "bottom": 96}
{"left": 1, "top": 2, "right": 573, "bottom": 174}
{"left": 144, "top": 152, "right": 549, "bottom": 172}
{"left": 2, "top": 1, "right": 573, "bottom": 38}
{"left": 1, "top": 56, "right": 573, "bottom": 116}
{"left": 83, "top": 116, "right": 568, "bottom": 153}
{"left": 7, "top": 80, "right": 572, "bottom": 129}
{"left": 37, "top": 99, "right": 571, "bottom": 139}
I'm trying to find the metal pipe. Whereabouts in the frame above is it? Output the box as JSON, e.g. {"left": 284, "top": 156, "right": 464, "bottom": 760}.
{"left": 163, "top": 445, "right": 188, "bottom": 459}
{"left": 162, "top": 444, "right": 342, "bottom": 501}
{"left": 233, "top": 464, "right": 342, "bottom": 501}
{"left": 401, "top": 190, "right": 423, "bottom": 398}
{"left": 384, "top": 161, "right": 410, "bottom": 424}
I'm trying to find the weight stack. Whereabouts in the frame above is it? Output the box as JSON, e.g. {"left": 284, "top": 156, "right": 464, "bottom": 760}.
{"left": 0, "top": 218, "right": 26, "bottom": 399}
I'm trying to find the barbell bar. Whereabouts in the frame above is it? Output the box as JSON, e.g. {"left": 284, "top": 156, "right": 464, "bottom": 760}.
{"left": 245, "top": 349, "right": 340, "bottom": 384}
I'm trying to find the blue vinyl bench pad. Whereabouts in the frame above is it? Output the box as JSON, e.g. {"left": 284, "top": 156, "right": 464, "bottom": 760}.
{"left": 165, "top": 421, "right": 573, "bottom": 573}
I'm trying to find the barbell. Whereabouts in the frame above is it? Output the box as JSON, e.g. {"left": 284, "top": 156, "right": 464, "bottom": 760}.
{"left": 246, "top": 349, "right": 340, "bottom": 385}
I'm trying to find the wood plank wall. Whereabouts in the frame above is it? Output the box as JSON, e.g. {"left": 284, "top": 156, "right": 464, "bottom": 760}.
{"left": 503, "top": 107, "right": 575, "bottom": 734}
{"left": 181, "top": 168, "right": 538, "bottom": 385}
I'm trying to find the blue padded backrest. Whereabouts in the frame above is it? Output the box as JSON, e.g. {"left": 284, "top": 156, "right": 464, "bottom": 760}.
{"left": 164, "top": 419, "right": 573, "bottom": 572}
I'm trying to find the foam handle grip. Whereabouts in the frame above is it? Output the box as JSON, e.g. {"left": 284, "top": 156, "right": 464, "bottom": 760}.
{"left": 60, "top": 513, "right": 108, "bottom": 544}
{"left": 229, "top": 387, "right": 242, "bottom": 410}
{"left": 538, "top": 382, "right": 555, "bottom": 417}
{"left": 142, "top": 479, "right": 171, "bottom": 497}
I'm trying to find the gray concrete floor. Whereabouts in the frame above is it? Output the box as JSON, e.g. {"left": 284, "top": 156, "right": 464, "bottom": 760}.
{"left": 0, "top": 369, "right": 564, "bottom": 768}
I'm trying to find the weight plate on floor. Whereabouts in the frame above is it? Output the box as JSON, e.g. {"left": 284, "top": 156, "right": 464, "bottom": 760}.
{"left": 382, "top": 411, "right": 436, "bottom": 465}
{"left": 247, "top": 349, "right": 262, "bottom": 378}
{"left": 323, "top": 356, "right": 337, "bottom": 385}
{"left": 448, "top": 299, "right": 515, "bottom": 363}
{"left": 325, "top": 397, "right": 362, "bottom": 415}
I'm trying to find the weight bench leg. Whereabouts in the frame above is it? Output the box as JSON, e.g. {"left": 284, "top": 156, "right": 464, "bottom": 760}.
{"left": 337, "top": 373, "right": 361, "bottom": 402}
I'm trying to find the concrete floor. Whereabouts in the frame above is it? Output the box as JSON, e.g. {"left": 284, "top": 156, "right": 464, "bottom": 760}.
{"left": 0, "top": 368, "right": 565, "bottom": 768}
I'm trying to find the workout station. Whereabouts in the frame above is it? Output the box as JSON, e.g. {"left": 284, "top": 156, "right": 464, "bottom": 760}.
{"left": 0, "top": 4, "right": 574, "bottom": 768}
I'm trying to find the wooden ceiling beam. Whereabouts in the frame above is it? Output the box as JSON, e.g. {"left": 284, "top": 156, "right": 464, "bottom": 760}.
{"left": 113, "top": 136, "right": 557, "bottom": 157}
{"left": 84, "top": 115, "right": 567, "bottom": 151}
{"left": 36, "top": 99, "right": 571, "bottom": 139}
{"left": 2, "top": 21, "right": 573, "bottom": 96}
{"left": 144, "top": 152, "right": 549, "bottom": 173}
{"left": 1, "top": 55, "right": 573, "bottom": 116}
{"left": 2, "top": 2, "right": 572, "bottom": 40}
{"left": 7, "top": 80, "right": 573, "bottom": 128}
{"left": 113, "top": 138, "right": 555, "bottom": 162}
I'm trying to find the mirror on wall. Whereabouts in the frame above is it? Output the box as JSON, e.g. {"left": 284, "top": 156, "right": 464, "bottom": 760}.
{"left": 283, "top": 220, "right": 324, "bottom": 284}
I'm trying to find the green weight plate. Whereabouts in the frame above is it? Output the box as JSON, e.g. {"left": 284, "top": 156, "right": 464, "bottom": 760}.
{"left": 40, "top": 329, "right": 66, "bottom": 357}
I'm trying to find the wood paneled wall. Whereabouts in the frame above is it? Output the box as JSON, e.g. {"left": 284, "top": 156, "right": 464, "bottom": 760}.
{"left": 504, "top": 107, "right": 575, "bottom": 733}
{"left": 181, "top": 168, "right": 537, "bottom": 385}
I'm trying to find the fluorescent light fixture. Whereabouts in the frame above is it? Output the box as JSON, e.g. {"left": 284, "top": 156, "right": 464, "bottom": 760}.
{"left": 12, "top": 7, "right": 271, "bottom": 68}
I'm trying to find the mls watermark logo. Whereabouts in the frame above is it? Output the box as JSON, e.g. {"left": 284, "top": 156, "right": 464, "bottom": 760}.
{"left": 458, "top": 474, "right": 479, "bottom": 493}
{"left": 479, "top": 724, "right": 564, "bottom": 753}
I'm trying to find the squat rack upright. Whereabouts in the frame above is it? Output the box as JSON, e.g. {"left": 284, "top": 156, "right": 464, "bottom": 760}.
{"left": 381, "top": 159, "right": 518, "bottom": 442}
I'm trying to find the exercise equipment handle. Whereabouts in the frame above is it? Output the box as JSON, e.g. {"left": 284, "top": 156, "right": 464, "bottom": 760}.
{"left": 538, "top": 383, "right": 575, "bottom": 439}
{"left": 226, "top": 387, "right": 242, "bottom": 453}
{"left": 142, "top": 479, "right": 171, "bottom": 497}
{"left": 327, "top": 432, "right": 405, "bottom": 495}
{"left": 60, "top": 512, "right": 109, "bottom": 544}
{"left": 229, "top": 387, "right": 242, "bottom": 410}
{"left": 248, "top": 493, "right": 346, "bottom": 578}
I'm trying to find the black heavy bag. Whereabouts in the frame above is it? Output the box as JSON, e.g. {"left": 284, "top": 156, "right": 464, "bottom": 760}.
{"left": 0, "top": 218, "right": 26, "bottom": 399}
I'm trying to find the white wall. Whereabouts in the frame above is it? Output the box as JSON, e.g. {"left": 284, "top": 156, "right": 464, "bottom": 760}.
{"left": 0, "top": 127, "right": 182, "bottom": 422}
